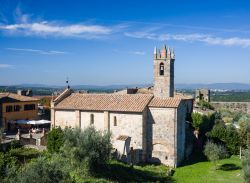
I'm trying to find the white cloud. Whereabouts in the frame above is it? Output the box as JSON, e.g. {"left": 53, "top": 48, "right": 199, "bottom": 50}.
{"left": 0, "top": 64, "right": 12, "bottom": 68}
{"left": 113, "top": 49, "right": 146, "bottom": 56}
{"left": 6, "top": 48, "right": 68, "bottom": 55}
{"left": 0, "top": 5, "right": 120, "bottom": 39}
{"left": 125, "top": 32, "right": 250, "bottom": 47}
{"left": 129, "top": 51, "right": 146, "bottom": 55}
{"left": 0, "top": 21, "right": 114, "bottom": 38}
{"left": 14, "top": 5, "right": 32, "bottom": 24}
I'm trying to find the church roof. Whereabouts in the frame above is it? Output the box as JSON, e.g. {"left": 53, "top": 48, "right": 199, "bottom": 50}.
{"left": 54, "top": 93, "right": 154, "bottom": 112}
{"left": 0, "top": 92, "right": 39, "bottom": 102}
{"left": 148, "top": 97, "right": 182, "bottom": 108}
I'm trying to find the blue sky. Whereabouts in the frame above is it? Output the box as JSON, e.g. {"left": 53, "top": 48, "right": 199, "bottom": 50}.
{"left": 0, "top": 0, "right": 250, "bottom": 86}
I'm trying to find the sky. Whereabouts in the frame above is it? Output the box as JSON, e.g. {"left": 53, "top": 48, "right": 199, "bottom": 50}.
{"left": 0, "top": 0, "right": 250, "bottom": 86}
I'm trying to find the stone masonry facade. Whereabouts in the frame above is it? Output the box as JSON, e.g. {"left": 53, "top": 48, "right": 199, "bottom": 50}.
{"left": 51, "top": 45, "right": 193, "bottom": 167}
{"left": 211, "top": 102, "right": 250, "bottom": 114}
{"left": 153, "top": 46, "right": 175, "bottom": 98}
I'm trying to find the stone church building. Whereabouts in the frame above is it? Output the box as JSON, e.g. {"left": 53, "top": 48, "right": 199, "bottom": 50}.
{"left": 51, "top": 45, "right": 193, "bottom": 167}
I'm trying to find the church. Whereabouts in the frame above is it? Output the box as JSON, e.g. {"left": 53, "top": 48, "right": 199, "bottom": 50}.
{"left": 51, "top": 45, "right": 193, "bottom": 167}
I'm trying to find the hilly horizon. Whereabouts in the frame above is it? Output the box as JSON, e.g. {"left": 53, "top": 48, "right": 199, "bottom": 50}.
{"left": 1, "top": 82, "right": 250, "bottom": 91}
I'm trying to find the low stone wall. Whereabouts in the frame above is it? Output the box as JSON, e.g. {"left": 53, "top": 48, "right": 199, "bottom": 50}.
{"left": 211, "top": 102, "right": 250, "bottom": 114}
{"left": 20, "top": 137, "right": 36, "bottom": 146}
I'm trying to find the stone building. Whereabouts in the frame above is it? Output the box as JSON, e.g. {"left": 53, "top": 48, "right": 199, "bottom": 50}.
{"left": 154, "top": 46, "right": 175, "bottom": 98}
{"left": 195, "top": 89, "right": 210, "bottom": 103}
{"left": 51, "top": 45, "right": 193, "bottom": 167}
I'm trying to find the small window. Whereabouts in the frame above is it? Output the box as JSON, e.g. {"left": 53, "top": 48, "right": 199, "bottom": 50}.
{"left": 24, "top": 104, "right": 36, "bottom": 111}
{"left": 6, "top": 105, "right": 13, "bottom": 112}
{"left": 90, "top": 114, "right": 94, "bottom": 124}
{"left": 159, "top": 63, "right": 164, "bottom": 75}
{"left": 114, "top": 116, "right": 117, "bottom": 126}
{"left": 14, "top": 105, "right": 21, "bottom": 112}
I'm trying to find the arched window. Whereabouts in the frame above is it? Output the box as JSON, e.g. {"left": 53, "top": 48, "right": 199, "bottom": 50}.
{"left": 114, "top": 116, "right": 117, "bottom": 126}
{"left": 159, "top": 63, "right": 164, "bottom": 76}
{"left": 90, "top": 114, "right": 94, "bottom": 124}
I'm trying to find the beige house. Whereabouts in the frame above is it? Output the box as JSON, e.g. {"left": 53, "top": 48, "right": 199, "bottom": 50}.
{"left": 51, "top": 45, "right": 193, "bottom": 167}
{"left": 0, "top": 93, "right": 39, "bottom": 130}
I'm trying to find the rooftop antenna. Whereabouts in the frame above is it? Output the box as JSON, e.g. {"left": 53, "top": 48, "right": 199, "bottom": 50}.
{"left": 66, "top": 77, "right": 70, "bottom": 89}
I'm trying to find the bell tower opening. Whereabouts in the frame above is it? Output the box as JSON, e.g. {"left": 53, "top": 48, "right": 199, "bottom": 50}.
{"left": 159, "top": 63, "right": 164, "bottom": 76}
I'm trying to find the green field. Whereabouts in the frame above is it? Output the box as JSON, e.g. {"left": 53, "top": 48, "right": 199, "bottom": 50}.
{"left": 0, "top": 147, "right": 245, "bottom": 182}
{"left": 173, "top": 155, "right": 243, "bottom": 183}
{"left": 72, "top": 156, "right": 243, "bottom": 183}
{"left": 72, "top": 160, "right": 172, "bottom": 182}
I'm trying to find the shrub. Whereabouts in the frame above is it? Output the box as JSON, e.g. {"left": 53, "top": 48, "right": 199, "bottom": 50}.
{"left": 62, "top": 127, "right": 112, "bottom": 174}
{"left": 207, "top": 121, "right": 227, "bottom": 141}
{"left": 191, "top": 112, "right": 215, "bottom": 134}
{"left": 242, "top": 148, "right": 250, "bottom": 183}
{"left": 200, "top": 113, "right": 215, "bottom": 135}
{"left": 224, "top": 125, "right": 240, "bottom": 155}
{"left": 0, "top": 152, "right": 18, "bottom": 179}
{"left": 192, "top": 112, "right": 203, "bottom": 131}
{"left": 9, "top": 140, "right": 22, "bottom": 149}
{"left": 18, "top": 156, "right": 71, "bottom": 183}
{"left": 207, "top": 123, "right": 240, "bottom": 155}
{"left": 239, "top": 121, "right": 250, "bottom": 148}
{"left": 8, "top": 148, "right": 41, "bottom": 164}
{"left": 204, "top": 141, "right": 228, "bottom": 168}
{"left": 222, "top": 116, "right": 233, "bottom": 124}
{"left": 197, "top": 100, "right": 214, "bottom": 110}
{"left": 47, "top": 127, "right": 64, "bottom": 153}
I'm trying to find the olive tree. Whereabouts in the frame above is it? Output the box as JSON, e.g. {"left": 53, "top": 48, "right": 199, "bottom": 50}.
{"left": 242, "top": 148, "right": 250, "bottom": 183}
{"left": 47, "top": 127, "right": 64, "bottom": 153}
{"left": 62, "top": 127, "right": 112, "bottom": 174}
{"left": 204, "top": 141, "right": 228, "bottom": 168}
{"left": 18, "top": 156, "right": 71, "bottom": 183}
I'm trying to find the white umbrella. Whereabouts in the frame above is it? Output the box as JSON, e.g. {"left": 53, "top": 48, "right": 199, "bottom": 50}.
{"left": 16, "top": 120, "right": 51, "bottom": 125}
{"left": 27, "top": 120, "right": 51, "bottom": 125}
{"left": 16, "top": 120, "right": 29, "bottom": 124}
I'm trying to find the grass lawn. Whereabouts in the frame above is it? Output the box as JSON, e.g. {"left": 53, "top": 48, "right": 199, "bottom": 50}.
{"left": 72, "top": 155, "right": 243, "bottom": 183}
{"left": 173, "top": 155, "right": 244, "bottom": 183}
{"left": 72, "top": 160, "right": 172, "bottom": 182}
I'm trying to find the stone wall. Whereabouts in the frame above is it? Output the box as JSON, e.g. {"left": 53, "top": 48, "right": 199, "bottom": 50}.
{"left": 153, "top": 59, "right": 174, "bottom": 98}
{"left": 176, "top": 101, "right": 187, "bottom": 165}
{"left": 195, "top": 89, "right": 210, "bottom": 103}
{"left": 110, "top": 111, "right": 144, "bottom": 150}
{"left": 81, "top": 111, "right": 105, "bottom": 131}
{"left": 53, "top": 102, "right": 191, "bottom": 167}
{"left": 147, "top": 107, "right": 177, "bottom": 166}
{"left": 211, "top": 102, "right": 250, "bottom": 114}
{"left": 54, "top": 109, "right": 145, "bottom": 163}
{"left": 54, "top": 110, "right": 76, "bottom": 128}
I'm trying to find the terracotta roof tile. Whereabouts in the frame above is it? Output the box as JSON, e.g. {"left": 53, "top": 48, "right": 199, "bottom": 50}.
{"left": 54, "top": 93, "right": 153, "bottom": 112}
{"left": 117, "top": 135, "right": 130, "bottom": 141}
{"left": 0, "top": 93, "right": 39, "bottom": 102}
{"left": 148, "top": 97, "right": 182, "bottom": 108}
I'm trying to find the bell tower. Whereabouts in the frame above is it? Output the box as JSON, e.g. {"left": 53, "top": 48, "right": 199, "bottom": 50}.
{"left": 153, "top": 45, "right": 175, "bottom": 98}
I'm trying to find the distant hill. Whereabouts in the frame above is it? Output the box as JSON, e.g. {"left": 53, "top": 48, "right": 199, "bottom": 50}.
{"left": 1, "top": 84, "right": 150, "bottom": 90}
{"left": 175, "top": 83, "right": 250, "bottom": 90}
{"left": 1, "top": 83, "right": 250, "bottom": 91}
{"left": 72, "top": 84, "right": 150, "bottom": 90}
